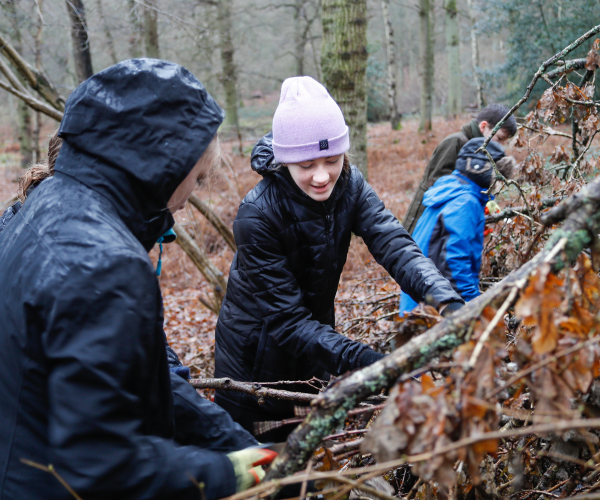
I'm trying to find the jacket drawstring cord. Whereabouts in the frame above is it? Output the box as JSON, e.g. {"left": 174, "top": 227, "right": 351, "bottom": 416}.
{"left": 156, "top": 236, "right": 165, "bottom": 276}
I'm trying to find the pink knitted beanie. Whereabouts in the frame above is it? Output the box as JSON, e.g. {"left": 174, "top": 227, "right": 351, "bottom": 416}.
{"left": 272, "top": 76, "right": 350, "bottom": 164}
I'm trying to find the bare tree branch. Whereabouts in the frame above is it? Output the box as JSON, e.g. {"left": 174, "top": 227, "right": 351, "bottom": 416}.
{"left": 0, "top": 32, "right": 64, "bottom": 110}
{"left": 0, "top": 79, "right": 63, "bottom": 121}
{"left": 188, "top": 193, "right": 236, "bottom": 252}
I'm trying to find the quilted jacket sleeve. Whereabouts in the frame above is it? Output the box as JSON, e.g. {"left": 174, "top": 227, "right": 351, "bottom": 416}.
{"left": 234, "top": 201, "right": 371, "bottom": 376}
{"left": 351, "top": 170, "right": 463, "bottom": 308}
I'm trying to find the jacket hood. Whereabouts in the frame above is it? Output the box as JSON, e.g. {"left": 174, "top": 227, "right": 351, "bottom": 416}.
{"left": 55, "top": 58, "right": 224, "bottom": 250}
{"left": 251, "top": 131, "right": 277, "bottom": 176}
{"left": 423, "top": 171, "right": 489, "bottom": 209}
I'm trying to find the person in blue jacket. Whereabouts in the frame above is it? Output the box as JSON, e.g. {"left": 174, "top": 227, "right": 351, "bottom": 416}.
{"left": 400, "top": 137, "right": 516, "bottom": 314}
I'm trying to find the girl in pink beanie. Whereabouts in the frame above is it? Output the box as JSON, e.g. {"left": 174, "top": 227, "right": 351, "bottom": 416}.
{"left": 214, "top": 76, "right": 463, "bottom": 441}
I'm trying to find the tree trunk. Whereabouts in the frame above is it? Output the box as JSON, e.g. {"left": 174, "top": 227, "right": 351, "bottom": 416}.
{"left": 33, "top": 0, "right": 44, "bottom": 164}
{"left": 445, "top": 0, "right": 461, "bottom": 117}
{"left": 3, "top": 0, "right": 32, "bottom": 167}
{"left": 264, "top": 173, "right": 600, "bottom": 489}
{"left": 321, "top": 0, "right": 368, "bottom": 178}
{"left": 65, "top": 0, "right": 94, "bottom": 84}
{"left": 293, "top": 0, "right": 306, "bottom": 75}
{"left": 216, "top": 0, "right": 242, "bottom": 151}
{"left": 128, "top": 0, "right": 143, "bottom": 59}
{"left": 380, "top": 0, "right": 400, "bottom": 130}
{"left": 143, "top": 0, "right": 160, "bottom": 59}
{"left": 418, "top": 0, "right": 434, "bottom": 131}
{"left": 96, "top": 0, "right": 118, "bottom": 65}
{"left": 466, "top": 0, "right": 483, "bottom": 109}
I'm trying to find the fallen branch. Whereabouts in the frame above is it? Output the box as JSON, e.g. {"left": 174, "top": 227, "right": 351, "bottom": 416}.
{"left": 544, "top": 58, "right": 587, "bottom": 79}
{"left": 263, "top": 173, "right": 600, "bottom": 490}
{"left": 189, "top": 377, "right": 315, "bottom": 402}
{"left": 0, "top": 32, "right": 64, "bottom": 111}
{"left": 485, "top": 197, "right": 561, "bottom": 224}
{"left": 172, "top": 221, "right": 227, "bottom": 313}
{"left": 1, "top": 195, "right": 17, "bottom": 213}
{"left": 0, "top": 79, "right": 63, "bottom": 122}
{"left": 188, "top": 193, "right": 236, "bottom": 252}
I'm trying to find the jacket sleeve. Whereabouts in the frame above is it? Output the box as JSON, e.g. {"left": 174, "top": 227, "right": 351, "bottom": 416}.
{"left": 351, "top": 172, "right": 463, "bottom": 308}
{"left": 433, "top": 198, "right": 482, "bottom": 302}
{"left": 170, "top": 372, "right": 259, "bottom": 452}
{"left": 43, "top": 254, "right": 236, "bottom": 500}
{"left": 234, "top": 202, "right": 370, "bottom": 376}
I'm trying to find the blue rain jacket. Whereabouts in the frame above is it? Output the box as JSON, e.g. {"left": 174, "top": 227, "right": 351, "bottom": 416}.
{"left": 400, "top": 171, "right": 488, "bottom": 313}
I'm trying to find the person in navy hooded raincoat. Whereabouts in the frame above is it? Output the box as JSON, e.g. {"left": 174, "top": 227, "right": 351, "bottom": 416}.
{"left": 400, "top": 137, "right": 516, "bottom": 314}
{"left": 0, "top": 59, "right": 273, "bottom": 500}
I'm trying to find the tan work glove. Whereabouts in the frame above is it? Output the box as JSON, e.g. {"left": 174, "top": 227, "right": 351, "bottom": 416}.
{"left": 227, "top": 447, "right": 278, "bottom": 492}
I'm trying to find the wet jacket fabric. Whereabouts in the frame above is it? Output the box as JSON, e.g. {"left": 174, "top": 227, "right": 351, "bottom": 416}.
{"left": 214, "top": 133, "right": 462, "bottom": 423}
{"left": 0, "top": 59, "right": 251, "bottom": 500}
{"left": 403, "top": 120, "right": 482, "bottom": 234}
{"left": 400, "top": 172, "right": 488, "bottom": 314}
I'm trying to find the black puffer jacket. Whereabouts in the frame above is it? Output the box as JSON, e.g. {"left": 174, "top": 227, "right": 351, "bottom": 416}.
{"left": 215, "top": 133, "right": 462, "bottom": 418}
{"left": 0, "top": 59, "right": 252, "bottom": 500}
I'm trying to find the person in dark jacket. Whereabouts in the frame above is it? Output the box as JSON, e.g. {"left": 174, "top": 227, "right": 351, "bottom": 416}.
{"left": 214, "top": 76, "right": 464, "bottom": 440}
{"left": 0, "top": 59, "right": 274, "bottom": 500}
{"left": 0, "top": 129, "right": 258, "bottom": 456}
{"left": 400, "top": 137, "right": 516, "bottom": 314}
{"left": 403, "top": 104, "right": 518, "bottom": 234}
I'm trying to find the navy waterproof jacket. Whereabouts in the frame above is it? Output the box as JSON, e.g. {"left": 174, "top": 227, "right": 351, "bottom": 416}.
{"left": 400, "top": 171, "right": 488, "bottom": 313}
{"left": 214, "top": 133, "right": 462, "bottom": 419}
{"left": 0, "top": 59, "right": 255, "bottom": 500}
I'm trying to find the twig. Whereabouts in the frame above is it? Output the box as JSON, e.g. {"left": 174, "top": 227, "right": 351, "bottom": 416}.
{"left": 20, "top": 460, "right": 83, "bottom": 500}
{"left": 486, "top": 336, "right": 600, "bottom": 399}
{"left": 189, "top": 377, "right": 316, "bottom": 402}
{"left": 468, "top": 279, "right": 525, "bottom": 368}
{"left": 479, "top": 24, "right": 600, "bottom": 150}
{"left": 0, "top": 79, "right": 63, "bottom": 121}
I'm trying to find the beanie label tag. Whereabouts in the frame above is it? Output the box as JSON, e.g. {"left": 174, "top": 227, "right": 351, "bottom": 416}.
{"left": 319, "top": 139, "right": 329, "bottom": 151}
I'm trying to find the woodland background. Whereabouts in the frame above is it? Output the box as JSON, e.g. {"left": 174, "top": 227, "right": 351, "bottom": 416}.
{"left": 2, "top": 1, "right": 600, "bottom": 499}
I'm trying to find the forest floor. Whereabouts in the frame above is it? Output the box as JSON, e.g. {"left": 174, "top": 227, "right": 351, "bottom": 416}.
{"left": 0, "top": 114, "right": 567, "bottom": 385}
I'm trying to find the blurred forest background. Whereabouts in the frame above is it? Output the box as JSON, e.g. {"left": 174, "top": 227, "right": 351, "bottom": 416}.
{"left": 0, "top": 0, "right": 597, "bottom": 168}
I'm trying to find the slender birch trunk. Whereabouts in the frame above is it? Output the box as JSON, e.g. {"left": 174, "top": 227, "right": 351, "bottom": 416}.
{"left": 381, "top": 0, "right": 400, "bottom": 130}
{"left": 128, "top": 0, "right": 142, "bottom": 58}
{"left": 445, "top": 0, "right": 461, "bottom": 117}
{"left": 144, "top": 0, "right": 160, "bottom": 58}
{"left": 321, "top": 0, "right": 369, "bottom": 178}
{"left": 96, "top": 0, "right": 118, "bottom": 65}
{"left": 216, "top": 0, "right": 242, "bottom": 152}
{"left": 4, "top": 0, "right": 32, "bottom": 167}
{"left": 33, "top": 0, "right": 44, "bottom": 163}
{"left": 466, "top": 0, "right": 483, "bottom": 109}
{"left": 419, "top": 0, "right": 434, "bottom": 131}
